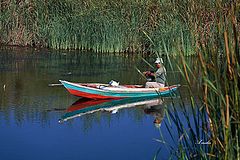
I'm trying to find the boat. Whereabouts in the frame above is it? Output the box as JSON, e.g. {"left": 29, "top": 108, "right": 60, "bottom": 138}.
{"left": 59, "top": 80, "right": 180, "bottom": 99}
{"left": 59, "top": 97, "right": 164, "bottom": 122}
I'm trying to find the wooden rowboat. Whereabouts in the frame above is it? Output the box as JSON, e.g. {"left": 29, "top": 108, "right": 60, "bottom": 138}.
{"left": 59, "top": 80, "right": 180, "bottom": 99}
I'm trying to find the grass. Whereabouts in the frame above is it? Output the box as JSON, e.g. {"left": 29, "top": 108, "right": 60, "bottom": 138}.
{"left": 0, "top": 0, "right": 192, "bottom": 54}
{"left": 154, "top": 2, "right": 240, "bottom": 159}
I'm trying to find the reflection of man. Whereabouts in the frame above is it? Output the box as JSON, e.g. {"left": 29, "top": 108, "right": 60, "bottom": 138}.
{"left": 143, "top": 99, "right": 164, "bottom": 128}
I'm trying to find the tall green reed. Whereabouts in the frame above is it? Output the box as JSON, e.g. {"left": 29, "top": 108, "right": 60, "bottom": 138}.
{"left": 157, "top": 1, "right": 239, "bottom": 159}
{"left": 0, "top": 0, "right": 192, "bottom": 54}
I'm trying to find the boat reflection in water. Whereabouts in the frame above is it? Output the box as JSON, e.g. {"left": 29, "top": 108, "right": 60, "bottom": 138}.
{"left": 59, "top": 97, "right": 165, "bottom": 126}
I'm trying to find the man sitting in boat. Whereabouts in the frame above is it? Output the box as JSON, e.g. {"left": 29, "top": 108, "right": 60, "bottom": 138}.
{"left": 143, "top": 58, "right": 166, "bottom": 88}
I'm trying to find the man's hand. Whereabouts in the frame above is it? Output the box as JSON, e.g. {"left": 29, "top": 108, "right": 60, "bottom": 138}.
{"left": 143, "top": 71, "right": 152, "bottom": 76}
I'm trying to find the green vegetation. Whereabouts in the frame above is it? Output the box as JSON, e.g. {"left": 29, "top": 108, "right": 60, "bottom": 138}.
{"left": 158, "top": 1, "right": 240, "bottom": 159}
{"left": 0, "top": 0, "right": 193, "bottom": 54}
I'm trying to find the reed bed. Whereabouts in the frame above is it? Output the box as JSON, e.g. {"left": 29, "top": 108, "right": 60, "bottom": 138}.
{"left": 0, "top": 0, "right": 192, "bottom": 54}
{"left": 156, "top": 1, "right": 240, "bottom": 159}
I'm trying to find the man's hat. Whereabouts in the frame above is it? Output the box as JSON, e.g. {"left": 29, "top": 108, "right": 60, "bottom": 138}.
{"left": 153, "top": 118, "right": 162, "bottom": 128}
{"left": 154, "top": 58, "right": 163, "bottom": 64}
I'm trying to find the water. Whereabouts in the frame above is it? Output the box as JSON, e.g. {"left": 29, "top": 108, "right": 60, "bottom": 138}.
{"left": 0, "top": 47, "right": 206, "bottom": 160}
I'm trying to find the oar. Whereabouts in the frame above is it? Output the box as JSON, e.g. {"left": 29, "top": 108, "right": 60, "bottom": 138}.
{"left": 48, "top": 83, "right": 63, "bottom": 87}
{"left": 134, "top": 66, "right": 146, "bottom": 79}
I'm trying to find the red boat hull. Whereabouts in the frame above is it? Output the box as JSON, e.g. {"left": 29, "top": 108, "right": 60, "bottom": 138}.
{"left": 67, "top": 88, "right": 120, "bottom": 99}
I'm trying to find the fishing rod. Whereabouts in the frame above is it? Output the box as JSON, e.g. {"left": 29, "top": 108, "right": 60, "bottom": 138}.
{"left": 141, "top": 57, "right": 154, "bottom": 69}
{"left": 134, "top": 66, "right": 147, "bottom": 79}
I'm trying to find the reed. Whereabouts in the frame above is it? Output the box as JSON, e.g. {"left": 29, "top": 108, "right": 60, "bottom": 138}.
{"left": 0, "top": 0, "right": 193, "bottom": 54}
{"left": 156, "top": 1, "right": 240, "bottom": 159}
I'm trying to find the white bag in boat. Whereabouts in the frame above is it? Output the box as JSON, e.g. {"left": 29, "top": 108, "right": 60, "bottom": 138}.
{"left": 109, "top": 80, "right": 119, "bottom": 86}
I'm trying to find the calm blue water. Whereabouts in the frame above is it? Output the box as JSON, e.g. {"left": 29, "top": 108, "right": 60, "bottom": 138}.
{"left": 0, "top": 47, "right": 207, "bottom": 160}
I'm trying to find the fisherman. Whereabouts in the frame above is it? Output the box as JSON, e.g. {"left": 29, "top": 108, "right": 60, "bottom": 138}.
{"left": 143, "top": 58, "right": 166, "bottom": 88}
